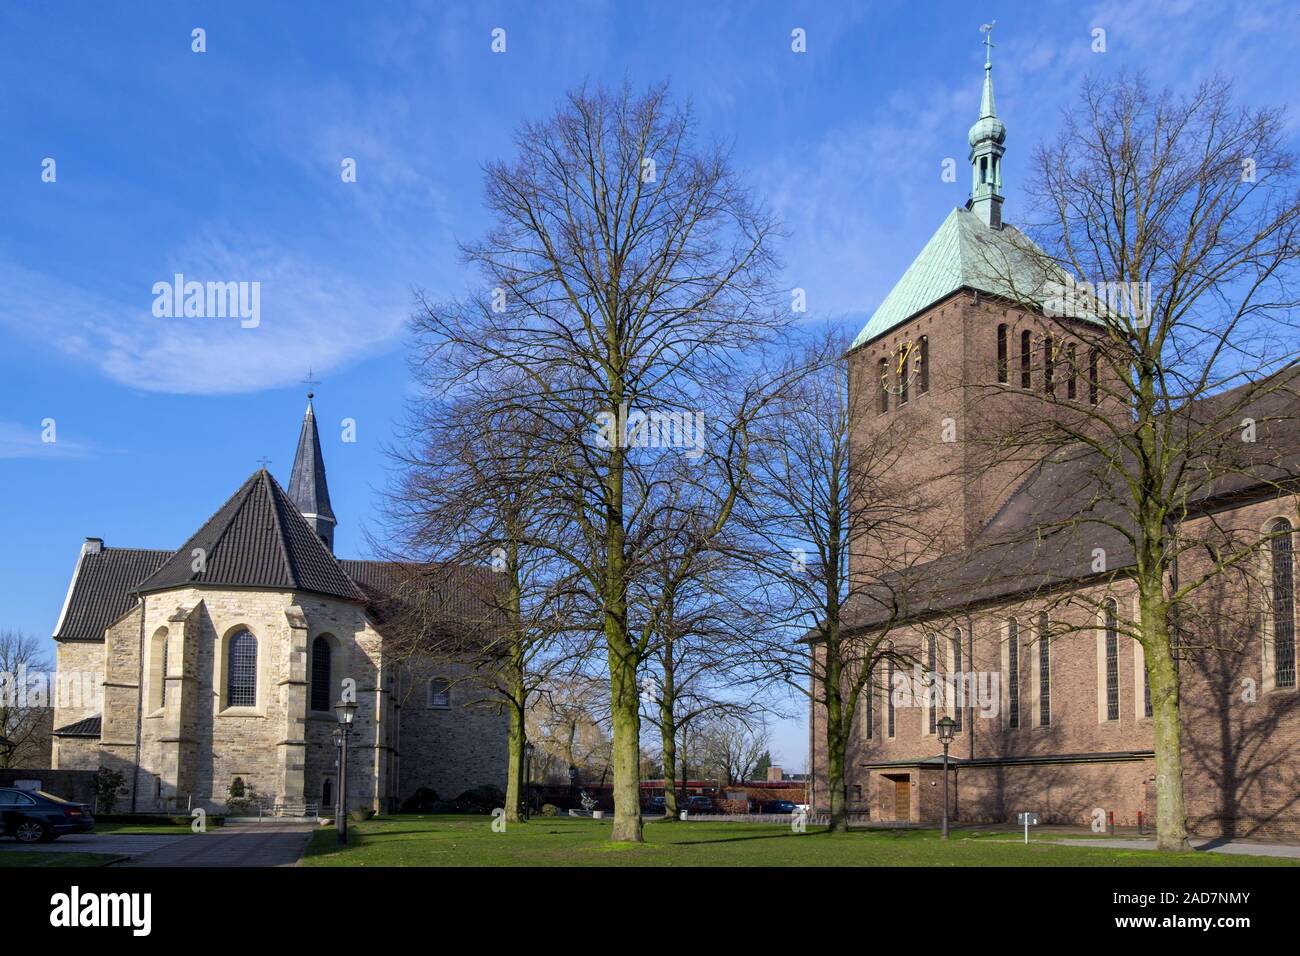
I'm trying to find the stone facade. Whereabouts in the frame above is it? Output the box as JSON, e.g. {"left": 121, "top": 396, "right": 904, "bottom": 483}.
{"left": 53, "top": 583, "right": 507, "bottom": 814}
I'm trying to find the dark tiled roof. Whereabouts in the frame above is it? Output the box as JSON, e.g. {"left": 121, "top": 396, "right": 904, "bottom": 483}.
{"left": 52, "top": 715, "right": 101, "bottom": 738}
{"left": 53, "top": 547, "right": 172, "bottom": 642}
{"left": 136, "top": 470, "right": 365, "bottom": 602}
{"left": 287, "top": 398, "right": 335, "bottom": 522}
{"left": 340, "top": 559, "right": 502, "bottom": 632}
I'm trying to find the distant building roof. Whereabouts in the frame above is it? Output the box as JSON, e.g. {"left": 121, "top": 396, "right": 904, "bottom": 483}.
{"left": 851, "top": 207, "right": 1063, "bottom": 349}
{"left": 52, "top": 714, "right": 102, "bottom": 738}
{"left": 136, "top": 469, "right": 366, "bottom": 603}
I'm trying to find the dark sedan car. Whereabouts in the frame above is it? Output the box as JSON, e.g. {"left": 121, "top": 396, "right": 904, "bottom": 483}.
{"left": 0, "top": 788, "right": 95, "bottom": 842}
{"left": 761, "top": 799, "right": 797, "bottom": 814}
{"left": 686, "top": 795, "right": 714, "bottom": 813}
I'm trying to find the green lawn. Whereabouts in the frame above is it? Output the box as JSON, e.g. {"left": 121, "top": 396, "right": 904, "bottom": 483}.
{"left": 301, "top": 815, "right": 1299, "bottom": 867}
{"left": 0, "top": 851, "right": 124, "bottom": 867}
{"left": 94, "top": 822, "right": 206, "bottom": 835}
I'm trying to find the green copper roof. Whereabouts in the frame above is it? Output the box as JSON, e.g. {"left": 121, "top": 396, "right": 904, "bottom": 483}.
{"left": 851, "top": 207, "right": 1061, "bottom": 349}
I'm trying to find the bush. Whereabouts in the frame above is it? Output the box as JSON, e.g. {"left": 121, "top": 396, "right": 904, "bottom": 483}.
{"left": 400, "top": 787, "right": 440, "bottom": 813}
{"left": 93, "top": 768, "right": 127, "bottom": 815}
{"left": 225, "top": 777, "right": 263, "bottom": 816}
{"left": 540, "top": 803, "right": 560, "bottom": 817}
{"left": 349, "top": 808, "right": 376, "bottom": 822}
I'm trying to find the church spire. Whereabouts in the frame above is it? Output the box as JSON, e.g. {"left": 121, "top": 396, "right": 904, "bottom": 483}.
{"left": 287, "top": 392, "right": 336, "bottom": 552}
{"left": 967, "top": 22, "right": 1007, "bottom": 229}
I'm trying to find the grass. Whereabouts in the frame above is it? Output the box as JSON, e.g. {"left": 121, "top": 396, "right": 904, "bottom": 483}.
{"left": 301, "top": 814, "right": 1300, "bottom": 867}
{"left": 0, "top": 851, "right": 124, "bottom": 867}
{"left": 94, "top": 822, "right": 205, "bottom": 835}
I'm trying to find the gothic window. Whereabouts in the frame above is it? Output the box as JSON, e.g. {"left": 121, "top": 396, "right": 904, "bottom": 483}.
{"left": 878, "top": 357, "right": 889, "bottom": 413}
{"left": 918, "top": 336, "right": 930, "bottom": 394}
{"left": 160, "top": 637, "right": 168, "bottom": 709}
{"left": 310, "top": 636, "right": 332, "bottom": 712}
{"left": 1066, "top": 343, "right": 1077, "bottom": 400}
{"left": 1088, "top": 348, "right": 1100, "bottom": 405}
{"left": 864, "top": 666, "right": 873, "bottom": 739}
{"left": 1007, "top": 618, "right": 1020, "bottom": 729}
{"left": 1043, "top": 334, "right": 1055, "bottom": 395}
{"left": 898, "top": 344, "right": 910, "bottom": 405}
{"left": 1104, "top": 599, "right": 1120, "bottom": 720}
{"left": 1020, "top": 331, "right": 1032, "bottom": 389}
{"left": 887, "top": 658, "right": 896, "bottom": 737}
{"left": 996, "top": 324, "right": 1009, "bottom": 383}
{"left": 1038, "top": 611, "right": 1051, "bottom": 727}
{"left": 1271, "top": 518, "right": 1297, "bottom": 688}
{"left": 951, "top": 629, "right": 963, "bottom": 732}
{"left": 928, "top": 635, "right": 937, "bottom": 734}
{"left": 227, "top": 629, "right": 257, "bottom": 708}
{"left": 429, "top": 677, "right": 452, "bottom": 709}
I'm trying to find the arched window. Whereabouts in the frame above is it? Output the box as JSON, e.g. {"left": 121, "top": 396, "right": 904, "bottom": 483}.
{"left": 149, "top": 628, "right": 168, "bottom": 712}
{"left": 864, "top": 664, "right": 874, "bottom": 740}
{"left": 321, "top": 778, "right": 333, "bottom": 809}
{"left": 227, "top": 629, "right": 257, "bottom": 708}
{"left": 1038, "top": 611, "right": 1051, "bottom": 727}
{"left": 1271, "top": 519, "right": 1297, "bottom": 688}
{"left": 877, "top": 357, "right": 889, "bottom": 414}
{"left": 1104, "top": 599, "right": 1120, "bottom": 720}
{"left": 1066, "top": 343, "right": 1077, "bottom": 400}
{"left": 429, "top": 677, "right": 451, "bottom": 709}
{"left": 310, "top": 636, "right": 332, "bottom": 712}
{"left": 886, "top": 657, "right": 896, "bottom": 738}
{"left": 160, "top": 636, "right": 168, "bottom": 709}
{"left": 1020, "top": 331, "right": 1032, "bottom": 389}
{"left": 1088, "top": 348, "right": 1100, "bottom": 405}
{"left": 996, "top": 325, "right": 1008, "bottom": 383}
{"left": 927, "top": 635, "right": 937, "bottom": 734}
{"left": 918, "top": 336, "right": 930, "bottom": 394}
{"left": 950, "top": 629, "right": 963, "bottom": 732}
{"left": 898, "top": 344, "right": 910, "bottom": 405}
{"left": 1007, "top": 619, "right": 1020, "bottom": 729}
{"left": 1043, "top": 334, "right": 1055, "bottom": 395}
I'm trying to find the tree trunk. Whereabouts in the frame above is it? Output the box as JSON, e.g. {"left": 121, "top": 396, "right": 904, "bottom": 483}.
{"left": 824, "top": 642, "right": 848, "bottom": 833}
{"left": 609, "top": 640, "right": 643, "bottom": 841}
{"left": 504, "top": 694, "right": 526, "bottom": 824}
{"left": 1141, "top": 587, "right": 1191, "bottom": 851}
{"left": 502, "top": 543, "right": 528, "bottom": 824}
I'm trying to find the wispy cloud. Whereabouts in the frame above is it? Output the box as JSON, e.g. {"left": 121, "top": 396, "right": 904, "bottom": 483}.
{"left": 0, "top": 421, "right": 96, "bottom": 460}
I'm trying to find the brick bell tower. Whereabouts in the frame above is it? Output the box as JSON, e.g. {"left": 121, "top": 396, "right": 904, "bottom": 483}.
{"left": 846, "top": 28, "right": 1094, "bottom": 578}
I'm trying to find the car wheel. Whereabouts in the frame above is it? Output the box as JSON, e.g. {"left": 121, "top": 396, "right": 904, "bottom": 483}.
{"left": 15, "top": 820, "right": 47, "bottom": 844}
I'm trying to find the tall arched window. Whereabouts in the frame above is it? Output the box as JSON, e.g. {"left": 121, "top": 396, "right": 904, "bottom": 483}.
{"left": 1066, "top": 343, "right": 1078, "bottom": 400}
{"left": 1104, "top": 599, "right": 1120, "bottom": 720}
{"left": 1038, "top": 611, "right": 1051, "bottom": 727}
{"left": 1020, "top": 331, "right": 1032, "bottom": 389}
{"left": 864, "top": 664, "right": 874, "bottom": 740}
{"left": 227, "top": 629, "right": 258, "bottom": 708}
{"left": 878, "top": 357, "right": 889, "bottom": 414}
{"left": 1043, "top": 334, "right": 1055, "bottom": 395}
{"left": 1088, "top": 348, "right": 1100, "bottom": 405}
{"left": 996, "top": 324, "right": 1009, "bottom": 383}
{"left": 1007, "top": 619, "right": 1020, "bottom": 729}
{"left": 160, "top": 636, "right": 168, "bottom": 709}
{"left": 918, "top": 336, "right": 930, "bottom": 394}
{"left": 898, "top": 344, "right": 910, "bottom": 405}
{"left": 887, "top": 657, "right": 896, "bottom": 737}
{"left": 951, "top": 629, "right": 963, "bottom": 731}
{"left": 1271, "top": 518, "right": 1297, "bottom": 688}
{"left": 927, "top": 635, "right": 937, "bottom": 734}
{"left": 310, "top": 636, "right": 332, "bottom": 712}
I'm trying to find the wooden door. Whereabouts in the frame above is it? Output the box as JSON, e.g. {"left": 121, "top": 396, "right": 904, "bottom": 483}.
{"left": 894, "top": 779, "right": 910, "bottom": 821}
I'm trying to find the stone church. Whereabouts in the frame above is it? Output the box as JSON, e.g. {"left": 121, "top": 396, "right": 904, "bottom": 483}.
{"left": 50, "top": 395, "right": 507, "bottom": 814}
{"left": 812, "top": 49, "right": 1300, "bottom": 838}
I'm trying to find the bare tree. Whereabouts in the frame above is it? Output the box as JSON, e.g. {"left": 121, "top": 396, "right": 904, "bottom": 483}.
{"left": 694, "top": 714, "right": 771, "bottom": 786}
{"left": 0, "top": 631, "right": 52, "bottom": 769}
{"left": 977, "top": 73, "right": 1300, "bottom": 850}
{"left": 409, "top": 83, "right": 787, "bottom": 841}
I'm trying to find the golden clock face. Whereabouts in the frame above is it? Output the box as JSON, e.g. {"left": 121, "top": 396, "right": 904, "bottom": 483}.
{"left": 881, "top": 341, "right": 921, "bottom": 396}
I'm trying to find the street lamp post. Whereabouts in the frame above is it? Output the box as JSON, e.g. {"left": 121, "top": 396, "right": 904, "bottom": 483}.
{"left": 335, "top": 699, "right": 357, "bottom": 845}
{"left": 937, "top": 715, "right": 957, "bottom": 840}
{"left": 523, "top": 742, "right": 535, "bottom": 822}
{"left": 331, "top": 727, "right": 343, "bottom": 823}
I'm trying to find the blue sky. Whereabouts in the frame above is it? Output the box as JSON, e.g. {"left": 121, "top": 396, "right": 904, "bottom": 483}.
{"left": 2, "top": 0, "right": 1297, "bottom": 768}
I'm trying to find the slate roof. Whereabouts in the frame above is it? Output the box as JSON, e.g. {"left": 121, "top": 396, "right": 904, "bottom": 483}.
{"left": 136, "top": 469, "right": 365, "bottom": 602}
{"left": 52, "top": 715, "right": 102, "bottom": 738}
{"left": 287, "top": 396, "right": 335, "bottom": 522}
{"left": 53, "top": 546, "right": 172, "bottom": 642}
{"left": 851, "top": 207, "right": 1065, "bottom": 349}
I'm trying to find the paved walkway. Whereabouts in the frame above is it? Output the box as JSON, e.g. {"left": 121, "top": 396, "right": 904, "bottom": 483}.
{"left": 1045, "top": 837, "right": 1300, "bottom": 859}
{"left": 120, "top": 822, "right": 316, "bottom": 867}
{"left": 0, "top": 832, "right": 191, "bottom": 859}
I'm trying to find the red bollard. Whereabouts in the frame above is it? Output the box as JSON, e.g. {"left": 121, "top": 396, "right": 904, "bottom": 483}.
{"left": 1137, "top": 811, "right": 1144, "bottom": 835}
{"left": 1107, "top": 810, "right": 1115, "bottom": 835}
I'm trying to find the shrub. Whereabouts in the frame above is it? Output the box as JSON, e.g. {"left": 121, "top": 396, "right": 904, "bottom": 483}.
{"left": 349, "top": 808, "right": 376, "bottom": 822}
{"left": 92, "top": 768, "right": 127, "bottom": 815}
{"left": 400, "top": 787, "right": 439, "bottom": 813}
{"left": 541, "top": 803, "right": 560, "bottom": 817}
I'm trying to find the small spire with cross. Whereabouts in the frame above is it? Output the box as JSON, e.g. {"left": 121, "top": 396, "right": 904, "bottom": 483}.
{"left": 301, "top": 368, "right": 321, "bottom": 399}
{"left": 981, "top": 20, "right": 996, "bottom": 67}
{"left": 256, "top": 456, "right": 272, "bottom": 470}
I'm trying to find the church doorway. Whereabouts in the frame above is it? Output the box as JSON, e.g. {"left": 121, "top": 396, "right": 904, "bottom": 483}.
{"left": 322, "top": 778, "right": 333, "bottom": 810}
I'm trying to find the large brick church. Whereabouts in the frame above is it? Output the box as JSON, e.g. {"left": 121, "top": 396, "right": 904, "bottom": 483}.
{"left": 50, "top": 395, "right": 506, "bottom": 814}
{"left": 811, "top": 49, "right": 1300, "bottom": 838}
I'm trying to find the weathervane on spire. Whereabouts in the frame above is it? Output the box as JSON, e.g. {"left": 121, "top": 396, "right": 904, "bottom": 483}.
{"left": 980, "top": 20, "right": 996, "bottom": 67}
{"left": 301, "top": 367, "right": 321, "bottom": 401}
